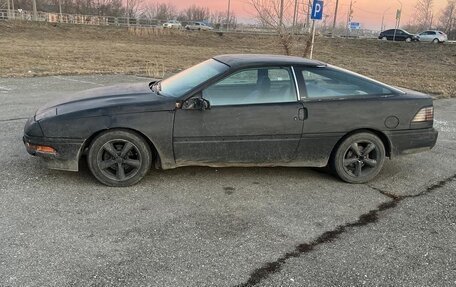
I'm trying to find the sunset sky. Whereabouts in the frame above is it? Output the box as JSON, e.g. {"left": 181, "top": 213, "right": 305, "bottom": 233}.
{"left": 163, "top": 0, "right": 448, "bottom": 30}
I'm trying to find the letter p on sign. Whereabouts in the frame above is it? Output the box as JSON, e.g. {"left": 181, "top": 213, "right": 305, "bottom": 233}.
{"left": 311, "top": 0, "right": 324, "bottom": 20}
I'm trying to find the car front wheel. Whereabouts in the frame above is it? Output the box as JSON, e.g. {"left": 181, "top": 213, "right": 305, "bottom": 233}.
{"left": 331, "top": 132, "right": 385, "bottom": 184}
{"left": 432, "top": 38, "right": 439, "bottom": 44}
{"left": 87, "top": 130, "right": 152, "bottom": 187}
{"left": 381, "top": 36, "right": 387, "bottom": 41}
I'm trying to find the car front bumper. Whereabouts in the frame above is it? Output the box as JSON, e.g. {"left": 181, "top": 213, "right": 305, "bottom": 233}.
{"left": 23, "top": 117, "right": 85, "bottom": 171}
{"left": 387, "top": 128, "right": 438, "bottom": 157}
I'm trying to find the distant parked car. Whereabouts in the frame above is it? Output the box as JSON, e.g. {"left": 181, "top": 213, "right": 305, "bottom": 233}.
{"left": 379, "top": 29, "right": 418, "bottom": 42}
{"left": 162, "top": 20, "right": 182, "bottom": 29}
{"left": 185, "top": 22, "right": 214, "bottom": 31}
{"left": 416, "top": 30, "right": 448, "bottom": 43}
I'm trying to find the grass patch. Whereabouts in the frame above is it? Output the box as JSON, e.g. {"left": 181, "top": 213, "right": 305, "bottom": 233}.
{"left": 1, "top": 21, "right": 455, "bottom": 98}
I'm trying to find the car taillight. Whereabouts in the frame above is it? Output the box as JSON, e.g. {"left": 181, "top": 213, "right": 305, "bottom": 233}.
{"left": 412, "top": 106, "right": 434, "bottom": 122}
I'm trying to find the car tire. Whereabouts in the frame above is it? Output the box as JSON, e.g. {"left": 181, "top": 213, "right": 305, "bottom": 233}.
{"left": 87, "top": 130, "right": 152, "bottom": 187}
{"left": 381, "top": 36, "right": 387, "bottom": 41}
{"left": 331, "top": 132, "right": 385, "bottom": 184}
{"left": 432, "top": 38, "right": 439, "bottom": 44}
{"left": 405, "top": 37, "right": 412, "bottom": 42}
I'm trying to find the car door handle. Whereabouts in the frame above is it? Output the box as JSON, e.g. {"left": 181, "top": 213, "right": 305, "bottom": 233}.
{"left": 298, "top": 108, "right": 307, "bottom": 121}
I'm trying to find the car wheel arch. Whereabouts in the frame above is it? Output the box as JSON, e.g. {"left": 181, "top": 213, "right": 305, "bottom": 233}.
{"left": 81, "top": 128, "right": 162, "bottom": 169}
{"left": 329, "top": 128, "right": 392, "bottom": 161}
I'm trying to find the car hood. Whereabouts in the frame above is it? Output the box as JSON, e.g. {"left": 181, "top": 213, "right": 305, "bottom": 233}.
{"left": 37, "top": 82, "right": 176, "bottom": 117}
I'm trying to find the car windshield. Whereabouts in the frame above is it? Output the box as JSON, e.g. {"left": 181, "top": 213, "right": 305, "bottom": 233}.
{"left": 157, "top": 59, "right": 229, "bottom": 98}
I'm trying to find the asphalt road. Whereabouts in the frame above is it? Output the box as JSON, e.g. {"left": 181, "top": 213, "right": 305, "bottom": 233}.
{"left": 0, "top": 75, "right": 455, "bottom": 286}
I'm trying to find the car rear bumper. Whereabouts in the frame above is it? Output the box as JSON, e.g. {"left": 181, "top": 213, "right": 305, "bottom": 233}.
{"left": 387, "top": 128, "right": 438, "bottom": 157}
{"left": 23, "top": 133, "right": 85, "bottom": 171}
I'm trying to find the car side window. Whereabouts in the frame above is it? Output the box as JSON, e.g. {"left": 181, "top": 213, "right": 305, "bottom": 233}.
{"left": 300, "top": 67, "right": 394, "bottom": 99}
{"left": 202, "top": 67, "right": 297, "bottom": 106}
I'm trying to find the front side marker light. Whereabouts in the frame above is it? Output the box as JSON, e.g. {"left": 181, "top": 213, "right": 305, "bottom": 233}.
{"left": 412, "top": 106, "right": 434, "bottom": 122}
{"left": 27, "top": 142, "right": 57, "bottom": 155}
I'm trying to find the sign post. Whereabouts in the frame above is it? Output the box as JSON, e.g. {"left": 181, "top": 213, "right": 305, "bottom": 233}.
{"left": 310, "top": 0, "right": 323, "bottom": 59}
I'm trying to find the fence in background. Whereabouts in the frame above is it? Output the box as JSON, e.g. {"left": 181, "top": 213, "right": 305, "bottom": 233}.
{"left": 0, "top": 9, "right": 167, "bottom": 27}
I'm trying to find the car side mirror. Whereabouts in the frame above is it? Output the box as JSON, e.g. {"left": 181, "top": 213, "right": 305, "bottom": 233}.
{"left": 183, "top": 97, "right": 211, "bottom": 111}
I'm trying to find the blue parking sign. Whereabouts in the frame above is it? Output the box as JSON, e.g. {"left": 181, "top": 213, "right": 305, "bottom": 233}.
{"left": 311, "top": 0, "right": 324, "bottom": 20}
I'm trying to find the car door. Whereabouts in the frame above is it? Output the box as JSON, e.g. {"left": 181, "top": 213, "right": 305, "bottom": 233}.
{"left": 386, "top": 29, "right": 394, "bottom": 40}
{"left": 419, "top": 31, "right": 430, "bottom": 41}
{"left": 427, "top": 31, "right": 437, "bottom": 41}
{"left": 292, "top": 66, "right": 398, "bottom": 166}
{"left": 173, "top": 66, "right": 304, "bottom": 165}
{"left": 395, "top": 30, "right": 405, "bottom": 40}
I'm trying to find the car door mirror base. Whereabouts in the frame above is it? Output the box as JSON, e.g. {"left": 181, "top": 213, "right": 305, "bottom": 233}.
{"left": 182, "top": 97, "right": 211, "bottom": 111}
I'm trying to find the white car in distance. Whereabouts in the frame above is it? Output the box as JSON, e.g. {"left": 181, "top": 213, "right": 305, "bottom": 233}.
{"left": 417, "top": 30, "right": 448, "bottom": 43}
{"left": 185, "top": 22, "right": 214, "bottom": 31}
{"left": 162, "top": 20, "right": 182, "bottom": 29}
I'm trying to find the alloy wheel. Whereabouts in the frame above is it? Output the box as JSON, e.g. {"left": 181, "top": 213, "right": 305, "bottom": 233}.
{"left": 342, "top": 141, "right": 379, "bottom": 178}
{"left": 97, "top": 139, "right": 142, "bottom": 181}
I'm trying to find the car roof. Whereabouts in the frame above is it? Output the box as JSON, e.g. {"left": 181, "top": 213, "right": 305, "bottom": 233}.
{"left": 213, "top": 54, "right": 326, "bottom": 68}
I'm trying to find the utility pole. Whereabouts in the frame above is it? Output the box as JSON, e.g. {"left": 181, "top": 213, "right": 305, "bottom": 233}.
{"left": 279, "top": 0, "right": 284, "bottom": 30}
{"left": 381, "top": 7, "right": 390, "bottom": 32}
{"left": 6, "top": 0, "right": 10, "bottom": 19}
{"left": 11, "top": 0, "right": 15, "bottom": 19}
{"left": 226, "top": 0, "right": 231, "bottom": 31}
{"left": 292, "top": 0, "right": 298, "bottom": 29}
{"left": 126, "top": 0, "right": 129, "bottom": 27}
{"left": 32, "top": 0, "right": 37, "bottom": 21}
{"left": 58, "top": 0, "right": 62, "bottom": 22}
{"left": 346, "top": 0, "right": 354, "bottom": 38}
{"left": 306, "top": 0, "right": 310, "bottom": 31}
{"left": 332, "top": 0, "right": 339, "bottom": 37}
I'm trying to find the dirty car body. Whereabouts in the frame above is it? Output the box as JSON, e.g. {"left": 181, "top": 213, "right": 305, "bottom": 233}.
{"left": 24, "top": 54, "right": 438, "bottom": 186}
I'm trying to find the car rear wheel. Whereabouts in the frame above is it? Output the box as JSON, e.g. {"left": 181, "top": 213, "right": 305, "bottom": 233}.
{"left": 331, "top": 132, "right": 385, "bottom": 184}
{"left": 381, "top": 36, "right": 387, "bottom": 41}
{"left": 432, "top": 38, "right": 439, "bottom": 44}
{"left": 87, "top": 130, "right": 152, "bottom": 187}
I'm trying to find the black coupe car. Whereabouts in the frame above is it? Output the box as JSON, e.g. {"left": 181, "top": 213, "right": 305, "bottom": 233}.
{"left": 24, "top": 54, "right": 438, "bottom": 186}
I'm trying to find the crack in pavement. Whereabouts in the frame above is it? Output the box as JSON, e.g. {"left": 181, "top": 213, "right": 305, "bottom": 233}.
{"left": 235, "top": 174, "right": 456, "bottom": 287}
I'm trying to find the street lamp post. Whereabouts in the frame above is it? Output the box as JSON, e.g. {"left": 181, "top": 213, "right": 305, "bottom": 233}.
{"left": 392, "top": 0, "right": 402, "bottom": 41}
{"left": 381, "top": 7, "right": 390, "bottom": 32}
{"left": 32, "top": 0, "right": 37, "bottom": 21}
{"left": 226, "top": 0, "right": 231, "bottom": 31}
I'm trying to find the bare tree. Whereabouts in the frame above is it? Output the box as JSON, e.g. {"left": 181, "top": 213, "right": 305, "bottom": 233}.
{"left": 141, "top": 2, "right": 176, "bottom": 20}
{"left": 209, "top": 10, "right": 237, "bottom": 28}
{"left": 439, "top": 0, "right": 455, "bottom": 33}
{"left": 248, "top": 0, "right": 312, "bottom": 57}
{"left": 248, "top": 0, "right": 295, "bottom": 29}
{"left": 415, "top": 0, "right": 434, "bottom": 30}
{"left": 178, "top": 5, "right": 210, "bottom": 21}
